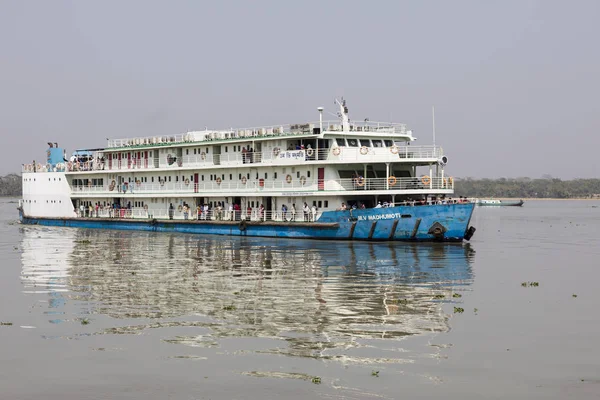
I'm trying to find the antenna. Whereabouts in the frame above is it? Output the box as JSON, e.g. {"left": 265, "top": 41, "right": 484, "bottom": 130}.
{"left": 432, "top": 106, "right": 436, "bottom": 148}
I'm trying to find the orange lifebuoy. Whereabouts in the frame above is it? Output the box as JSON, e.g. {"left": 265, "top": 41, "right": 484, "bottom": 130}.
{"left": 286, "top": 174, "right": 292, "bottom": 184}
{"left": 388, "top": 176, "right": 397, "bottom": 186}
{"left": 390, "top": 145, "right": 399, "bottom": 154}
{"left": 422, "top": 175, "right": 431, "bottom": 185}
{"left": 332, "top": 147, "right": 341, "bottom": 156}
{"left": 360, "top": 146, "right": 368, "bottom": 155}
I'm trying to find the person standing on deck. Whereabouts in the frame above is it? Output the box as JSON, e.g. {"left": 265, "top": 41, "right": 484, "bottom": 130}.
{"left": 311, "top": 205, "right": 317, "bottom": 221}
{"left": 291, "top": 204, "right": 296, "bottom": 222}
{"left": 169, "top": 203, "right": 174, "bottom": 219}
{"left": 303, "top": 202, "right": 309, "bottom": 221}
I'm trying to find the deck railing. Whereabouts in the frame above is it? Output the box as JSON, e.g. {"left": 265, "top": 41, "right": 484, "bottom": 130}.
{"left": 56, "top": 145, "right": 443, "bottom": 173}
{"left": 71, "top": 176, "right": 454, "bottom": 195}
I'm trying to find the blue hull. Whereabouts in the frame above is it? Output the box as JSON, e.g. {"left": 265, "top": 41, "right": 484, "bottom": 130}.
{"left": 19, "top": 203, "right": 475, "bottom": 242}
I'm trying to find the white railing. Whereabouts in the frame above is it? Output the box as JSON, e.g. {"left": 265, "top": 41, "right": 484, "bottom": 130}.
{"left": 22, "top": 163, "right": 67, "bottom": 173}
{"left": 64, "top": 145, "right": 444, "bottom": 173}
{"left": 105, "top": 120, "right": 413, "bottom": 149}
{"left": 72, "top": 176, "right": 454, "bottom": 195}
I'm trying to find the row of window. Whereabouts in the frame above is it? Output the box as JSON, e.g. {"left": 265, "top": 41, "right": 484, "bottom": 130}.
{"left": 335, "top": 138, "right": 395, "bottom": 148}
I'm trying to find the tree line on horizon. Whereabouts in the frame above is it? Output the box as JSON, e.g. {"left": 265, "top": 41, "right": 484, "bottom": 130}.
{"left": 1, "top": 173, "right": 599, "bottom": 198}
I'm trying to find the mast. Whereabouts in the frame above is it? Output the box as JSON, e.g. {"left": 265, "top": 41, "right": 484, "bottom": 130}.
{"left": 336, "top": 98, "right": 350, "bottom": 132}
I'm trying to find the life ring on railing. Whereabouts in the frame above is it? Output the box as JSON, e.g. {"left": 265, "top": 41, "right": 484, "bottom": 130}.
{"left": 177, "top": 205, "right": 183, "bottom": 212}
{"left": 360, "top": 146, "right": 368, "bottom": 155}
{"left": 143, "top": 204, "right": 148, "bottom": 211}
{"left": 241, "top": 176, "right": 247, "bottom": 184}
{"left": 332, "top": 147, "right": 341, "bottom": 156}
{"left": 136, "top": 180, "right": 141, "bottom": 187}
{"left": 388, "top": 176, "right": 397, "bottom": 186}
{"left": 184, "top": 178, "right": 190, "bottom": 186}
{"left": 273, "top": 147, "right": 281, "bottom": 157}
{"left": 177, "top": 159, "right": 183, "bottom": 167}
{"left": 109, "top": 180, "right": 116, "bottom": 191}
{"left": 306, "top": 148, "right": 314, "bottom": 157}
{"left": 390, "top": 145, "right": 399, "bottom": 154}
{"left": 216, "top": 177, "right": 222, "bottom": 185}
{"left": 286, "top": 174, "right": 292, "bottom": 184}
{"left": 159, "top": 179, "right": 165, "bottom": 187}
{"left": 422, "top": 175, "right": 431, "bottom": 185}
{"left": 200, "top": 151, "right": 206, "bottom": 160}
{"left": 300, "top": 176, "right": 306, "bottom": 185}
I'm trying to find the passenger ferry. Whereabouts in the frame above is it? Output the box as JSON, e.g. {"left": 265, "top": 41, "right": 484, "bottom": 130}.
{"left": 18, "top": 99, "right": 476, "bottom": 241}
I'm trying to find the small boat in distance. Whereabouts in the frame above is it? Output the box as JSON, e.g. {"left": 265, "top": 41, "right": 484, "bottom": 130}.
{"left": 474, "top": 198, "right": 524, "bottom": 207}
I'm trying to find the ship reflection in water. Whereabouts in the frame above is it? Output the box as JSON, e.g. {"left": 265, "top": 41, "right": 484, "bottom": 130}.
{"left": 20, "top": 227, "right": 474, "bottom": 360}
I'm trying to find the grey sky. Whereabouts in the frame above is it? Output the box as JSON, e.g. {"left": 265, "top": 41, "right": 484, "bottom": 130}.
{"left": 1, "top": 0, "right": 598, "bottom": 178}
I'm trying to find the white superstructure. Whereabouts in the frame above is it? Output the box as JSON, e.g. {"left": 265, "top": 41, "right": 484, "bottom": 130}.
{"left": 21, "top": 99, "right": 457, "bottom": 220}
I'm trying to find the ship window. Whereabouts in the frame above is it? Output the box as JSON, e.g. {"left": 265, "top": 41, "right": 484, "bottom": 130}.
{"left": 176, "top": 176, "right": 179, "bottom": 182}
{"left": 274, "top": 172, "right": 277, "bottom": 179}
{"left": 186, "top": 149, "right": 189, "bottom": 155}
{"left": 307, "top": 171, "right": 311, "bottom": 178}
{"left": 206, "top": 148, "right": 209, "bottom": 154}
{"left": 193, "top": 149, "right": 196, "bottom": 155}
{"left": 318, "top": 201, "right": 322, "bottom": 208}
{"left": 225, "top": 146, "right": 228, "bottom": 152}
{"left": 202, "top": 175, "right": 204, "bottom": 181}
{"left": 247, "top": 173, "right": 250, "bottom": 179}
{"left": 384, "top": 140, "right": 394, "bottom": 147}
{"left": 372, "top": 140, "right": 383, "bottom": 147}
{"left": 229, "top": 174, "right": 232, "bottom": 180}
{"left": 151, "top": 177, "right": 154, "bottom": 182}
{"left": 168, "top": 176, "right": 171, "bottom": 182}
{"left": 256, "top": 172, "right": 259, "bottom": 179}
{"left": 360, "top": 139, "right": 370, "bottom": 147}
{"left": 335, "top": 138, "right": 346, "bottom": 147}
{"left": 238, "top": 173, "right": 241, "bottom": 179}
{"left": 222, "top": 174, "right": 225, "bottom": 180}
{"left": 324, "top": 200, "right": 329, "bottom": 207}
{"left": 347, "top": 138, "right": 358, "bottom": 147}
{"left": 264, "top": 173, "right": 268, "bottom": 179}
{"left": 313, "top": 201, "right": 317, "bottom": 206}
{"left": 296, "top": 171, "right": 300, "bottom": 178}
{"left": 190, "top": 175, "right": 193, "bottom": 181}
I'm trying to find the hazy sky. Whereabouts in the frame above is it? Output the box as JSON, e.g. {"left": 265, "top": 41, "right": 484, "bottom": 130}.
{"left": 1, "top": 0, "right": 598, "bottom": 178}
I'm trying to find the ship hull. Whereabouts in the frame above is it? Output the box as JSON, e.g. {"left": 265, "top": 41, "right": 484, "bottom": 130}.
{"left": 19, "top": 203, "right": 475, "bottom": 242}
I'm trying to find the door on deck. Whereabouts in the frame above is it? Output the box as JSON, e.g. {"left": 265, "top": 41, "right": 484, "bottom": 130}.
{"left": 144, "top": 151, "right": 148, "bottom": 168}
{"left": 118, "top": 153, "right": 122, "bottom": 169}
{"left": 318, "top": 168, "right": 325, "bottom": 191}
{"left": 127, "top": 152, "right": 131, "bottom": 169}
{"left": 194, "top": 173, "right": 199, "bottom": 193}
{"left": 108, "top": 154, "right": 112, "bottom": 169}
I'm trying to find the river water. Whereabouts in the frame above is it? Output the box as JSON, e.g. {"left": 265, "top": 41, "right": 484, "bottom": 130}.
{"left": 0, "top": 199, "right": 598, "bottom": 399}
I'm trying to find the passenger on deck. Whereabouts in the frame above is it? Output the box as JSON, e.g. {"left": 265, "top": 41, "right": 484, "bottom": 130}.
{"left": 169, "top": 203, "right": 174, "bottom": 219}
{"left": 303, "top": 202, "right": 310, "bottom": 221}
{"left": 375, "top": 201, "right": 382, "bottom": 208}
{"left": 291, "top": 204, "right": 296, "bottom": 221}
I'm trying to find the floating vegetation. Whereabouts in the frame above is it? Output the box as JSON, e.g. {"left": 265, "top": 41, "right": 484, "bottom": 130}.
{"left": 398, "top": 299, "right": 409, "bottom": 305}
{"left": 311, "top": 376, "right": 321, "bottom": 384}
{"left": 222, "top": 305, "right": 236, "bottom": 311}
{"left": 371, "top": 370, "right": 379, "bottom": 377}
{"left": 452, "top": 293, "right": 462, "bottom": 298}
{"left": 0, "top": 322, "right": 13, "bottom": 326}
{"left": 453, "top": 307, "right": 464, "bottom": 314}
{"left": 433, "top": 294, "right": 445, "bottom": 299}
{"left": 474, "top": 308, "right": 479, "bottom": 314}
{"left": 572, "top": 294, "right": 578, "bottom": 298}
{"left": 521, "top": 282, "right": 540, "bottom": 287}
{"left": 80, "top": 318, "right": 90, "bottom": 325}
{"left": 75, "top": 239, "right": 91, "bottom": 245}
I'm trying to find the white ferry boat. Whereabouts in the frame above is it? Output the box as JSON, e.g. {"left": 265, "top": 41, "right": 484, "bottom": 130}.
{"left": 19, "top": 99, "right": 476, "bottom": 241}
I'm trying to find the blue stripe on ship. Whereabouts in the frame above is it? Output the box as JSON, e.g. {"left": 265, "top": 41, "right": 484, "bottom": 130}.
{"left": 19, "top": 203, "right": 474, "bottom": 242}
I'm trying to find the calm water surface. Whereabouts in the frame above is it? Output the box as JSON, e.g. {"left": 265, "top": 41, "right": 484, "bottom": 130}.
{"left": 0, "top": 199, "right": 599, "bottom": 399}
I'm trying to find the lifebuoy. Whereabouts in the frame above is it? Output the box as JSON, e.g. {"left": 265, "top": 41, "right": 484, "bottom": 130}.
{"left": 388, "top": 176, "right": 397, "bottom": 186}
{"left": 306, "top": 148, "right": 314, "bottom": 157}
{"left": 160, "top": 179, "right": 165, "bottom": 187}
{"left": 109, "top": 180, "right": 116, "bottom": 191}
{"left": 143, "top": 204, "right": 148, "bottom": 211}
{"left": 286, "top": 174, "right": 292, "bottom": 184}
{"left": 241, "top": 176, "right": 247, "bottom": 184}
{"left": 200, "top": 152, "right": 206, "bottom": 160}
{"left": 136, "top": 180, "right": 141, "bottom": 187}
{"left": 184, "top": 178, "right": 190, "bottom": 186}
{"left": 390, "top": 145, "right": 399, "bottom": 154}
{"left": 332, "top": 147, "right": 341, "bottom": 156}
{"left": 216, "top": 177, "right": 222, "bottom": 185}
{"left": 360, "top": 146, "right": 368, "bottom": 155}
{"left": 273, "top": 147, "right": 281, "bottom": 157}
{"left": 178, "top": 205, "right": 183, "bottom": 212}
{"left": 300, "top": 176, "right": 306, "bottom": 185}
{"left": 422, "top": 175, "right": 431, "bottom": 185}
{"left": 177, "top": 160, "right": 182, "bottom": 167}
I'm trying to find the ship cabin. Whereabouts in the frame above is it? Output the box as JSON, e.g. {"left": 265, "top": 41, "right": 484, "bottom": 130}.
{"left": 23, "top": 101, "right": 456, "bottom": 221}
